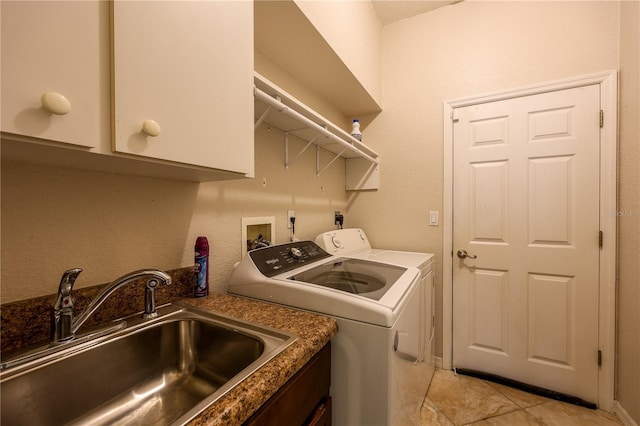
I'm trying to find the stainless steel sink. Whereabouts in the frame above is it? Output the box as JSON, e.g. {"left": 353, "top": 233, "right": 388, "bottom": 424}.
{"left": 0, "top": 303, "right": 297, "bottom": 425}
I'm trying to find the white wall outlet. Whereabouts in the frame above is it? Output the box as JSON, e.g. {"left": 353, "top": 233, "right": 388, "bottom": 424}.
{"left": 287, "top": 210, "right": 295, "bottom": 229}
{"left": 429, "top": 211, "right": 439, "bottom": 226}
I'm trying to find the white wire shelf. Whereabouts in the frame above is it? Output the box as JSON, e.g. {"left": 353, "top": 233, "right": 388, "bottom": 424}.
{"left": 254, "top": 72, "right": 380, "bottom": 177}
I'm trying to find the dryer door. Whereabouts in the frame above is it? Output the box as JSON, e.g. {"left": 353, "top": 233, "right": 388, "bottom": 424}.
{"left": 392, "top": 277, "right": 422, "bottom": 361}
{"left": 390, "top": 276, "right": 436, "bottom": 424}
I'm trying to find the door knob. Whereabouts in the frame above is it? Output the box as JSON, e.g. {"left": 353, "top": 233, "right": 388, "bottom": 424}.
{"left": 457, "top": 249, "right": 477, "bottom": 259}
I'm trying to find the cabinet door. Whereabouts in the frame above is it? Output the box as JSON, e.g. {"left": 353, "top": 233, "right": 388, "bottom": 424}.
{"left": 111, "top": 1, "right": 253, "bottom": 174}
{"left": 245, "top": 343, "right": 331, "bottom": 426}
{"left": 1, "top": 1, "right": 106, "bottom": 148}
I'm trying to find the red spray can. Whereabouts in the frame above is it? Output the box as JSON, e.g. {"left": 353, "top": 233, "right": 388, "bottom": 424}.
{"left": 194, "top": 236, "right": 209, "bottom": 297}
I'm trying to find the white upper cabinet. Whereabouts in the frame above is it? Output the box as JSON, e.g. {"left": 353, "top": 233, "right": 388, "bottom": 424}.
{"left": 111, "top": 1, "right": 254, "bottom": 174}
{"left": 254, "top": 0, "right": 382, "bottom": 118}
{"left": 1, "top": 1, "right": 107, "bottom": 148}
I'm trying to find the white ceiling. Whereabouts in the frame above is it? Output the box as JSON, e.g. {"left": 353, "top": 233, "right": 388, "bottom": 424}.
{"left": 372, "top": 0, "right": 460, "bottom": 26}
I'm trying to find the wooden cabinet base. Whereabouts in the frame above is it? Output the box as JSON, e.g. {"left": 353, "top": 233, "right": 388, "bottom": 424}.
{"left": 245, "top": 343, "right": 331, "bottom": 426}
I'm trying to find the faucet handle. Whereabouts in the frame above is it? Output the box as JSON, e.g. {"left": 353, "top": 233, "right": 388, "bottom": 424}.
{"left": 52, "top": 268, "right": 82, "bottom": 343}
{"left": 54, "top": 268, "right": 83, "bottom": 310}
{"left": 59, "top": 268, "right": 83, "bottom": 287}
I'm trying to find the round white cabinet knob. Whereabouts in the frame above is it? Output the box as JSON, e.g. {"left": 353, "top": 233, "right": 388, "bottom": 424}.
{"left": 41, "top": 92, "right": 71, "bottom": 115}
{"left": 142, "top": 119, "right": 161, "bottom": 137}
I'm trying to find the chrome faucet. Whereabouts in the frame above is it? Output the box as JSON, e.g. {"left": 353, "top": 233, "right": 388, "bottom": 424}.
{"left": 51, "top": 268, "right": 172, "bottom": 344}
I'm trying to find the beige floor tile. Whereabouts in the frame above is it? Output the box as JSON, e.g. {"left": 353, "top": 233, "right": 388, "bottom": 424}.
{"left": 526, "top": 401, "right": 622, "bottom": 426}
{"left": 484, "top": 380, "right": 550, "bottom": 408}
{"left": 392, "top": 357, "right": 436, "bottom": 425}
{"left": 418, "top": 369, "right": 623, "bottom": 426}
{"left": 426, "top": 370, "right": 519, "bottom": 425}
{"left": 393, "top": 401, "right": 423, "bottom": 426}
{"left": 470, "top": 409, "right": 548, "bottom": 425}
{"left": 421, "top": 397, "right": 455, "bottom": 426}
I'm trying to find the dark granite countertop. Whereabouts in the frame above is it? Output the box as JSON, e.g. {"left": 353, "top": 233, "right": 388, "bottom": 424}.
{"left": 180, "top": 293, "right": 337, "bottom": 425}
{"left": 0, "top": 267, "right": 338, "bottom": 425}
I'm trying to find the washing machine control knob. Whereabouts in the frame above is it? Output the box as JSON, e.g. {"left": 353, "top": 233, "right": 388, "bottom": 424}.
{"left": 331, "top": 236, "right": 342, "bottom": 249}
{"left": 289, "top": 247, "right": 303, "bottom": 259}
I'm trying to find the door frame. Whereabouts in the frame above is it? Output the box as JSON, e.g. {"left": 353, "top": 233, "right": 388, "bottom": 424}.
{"left": 442, "top": 70, "right": 617, "bottom": 411}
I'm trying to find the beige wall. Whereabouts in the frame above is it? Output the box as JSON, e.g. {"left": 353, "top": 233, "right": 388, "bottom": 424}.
{"left": 347, "top": 0, "right": 637, "bottom": 419}
{"left": 1, "top": 161, "right": 196, "bottom": 301}
{"left": 1, "top": 123, "right": 347, "bottom": 302}
{"left": 255, "top": 49, "right": 353, "bottom": 130}
{"left": 617, "top": 0, "right": 640, "bottom": 420}
{"left": 348, "top": 0, "right": 621, "bottom": 363}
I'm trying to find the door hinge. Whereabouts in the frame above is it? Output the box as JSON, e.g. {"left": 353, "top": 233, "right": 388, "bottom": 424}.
{"left": 599, "top": 230, "right": 603, "bottom": 248}
{"left": 451, "top": 109, "right": 460, "bottom": 123}
{"left": 598, "top": 350, "right": 602, "bottom": 367}
{"left": 599, "top": 110, "right": 604, "bottom": 128}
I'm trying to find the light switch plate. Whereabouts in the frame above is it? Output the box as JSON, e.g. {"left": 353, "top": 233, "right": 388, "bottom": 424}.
{"left": 429, "top": 211, "right": 439, "bottom": 226}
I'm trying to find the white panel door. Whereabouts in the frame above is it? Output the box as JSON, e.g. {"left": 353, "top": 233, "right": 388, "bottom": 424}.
{"left": 452, "top": 85, "right": 601, "bottom": 404}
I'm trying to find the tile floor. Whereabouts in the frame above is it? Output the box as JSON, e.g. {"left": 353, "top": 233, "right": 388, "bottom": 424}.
{"left": 419, "top": 369, "right": 623, "bottom": 425}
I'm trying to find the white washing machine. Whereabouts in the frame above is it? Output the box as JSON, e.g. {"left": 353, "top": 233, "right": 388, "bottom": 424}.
{"left": 227, "top": 239, "right": 433, "bottom": 425}
{"left": 316, "top": 228, "right": 436, "bottom": 366}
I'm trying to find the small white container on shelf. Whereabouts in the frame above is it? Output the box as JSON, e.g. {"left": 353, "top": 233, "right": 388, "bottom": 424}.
{"left": 350, "top": 119, "right": 362, "bottom": 141}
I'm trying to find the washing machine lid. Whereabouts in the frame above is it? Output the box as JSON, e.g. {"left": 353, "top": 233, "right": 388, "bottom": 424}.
{"left": 287, "top": 258, "right": 406, "bottom": 301}
{"left": 227, "top": 240, "right": 422, "bottom": 326}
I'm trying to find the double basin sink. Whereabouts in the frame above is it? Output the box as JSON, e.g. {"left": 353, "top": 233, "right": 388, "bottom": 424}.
{"left": 0, "top": 304, "right": 297, "bottom": 425}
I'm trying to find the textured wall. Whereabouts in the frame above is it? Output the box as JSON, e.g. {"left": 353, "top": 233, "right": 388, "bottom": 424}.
{"left": 181, "top": 123, "right": 349, "bottom": 294}
{"left": 1, "top": 163, "right": 197, "bottom": 301}
{"left": 616, "top": 0, "right": 640, "bottom": 422}
{"left": 349, "top": 0, "right": 621, "bottom": 362}
{"left": 1, "top": 124, "right": 347, "bottom": 302}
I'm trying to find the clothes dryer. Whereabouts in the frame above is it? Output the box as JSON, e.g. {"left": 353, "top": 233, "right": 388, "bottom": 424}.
{"left": 316, "top": 228, "right": 436, "bottom": 368}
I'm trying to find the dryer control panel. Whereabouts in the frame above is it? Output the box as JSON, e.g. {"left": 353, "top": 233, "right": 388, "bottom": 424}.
{"left": 315, "top": 228, "right": 372, "bottom": 255}
{"left": 249, "top": 241, "right": 331, "bottom": 277}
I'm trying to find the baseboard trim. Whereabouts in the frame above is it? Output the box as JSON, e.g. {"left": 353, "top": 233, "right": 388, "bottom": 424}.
{"left": 614, "top": 400, "right": 639, "bottom": 426}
